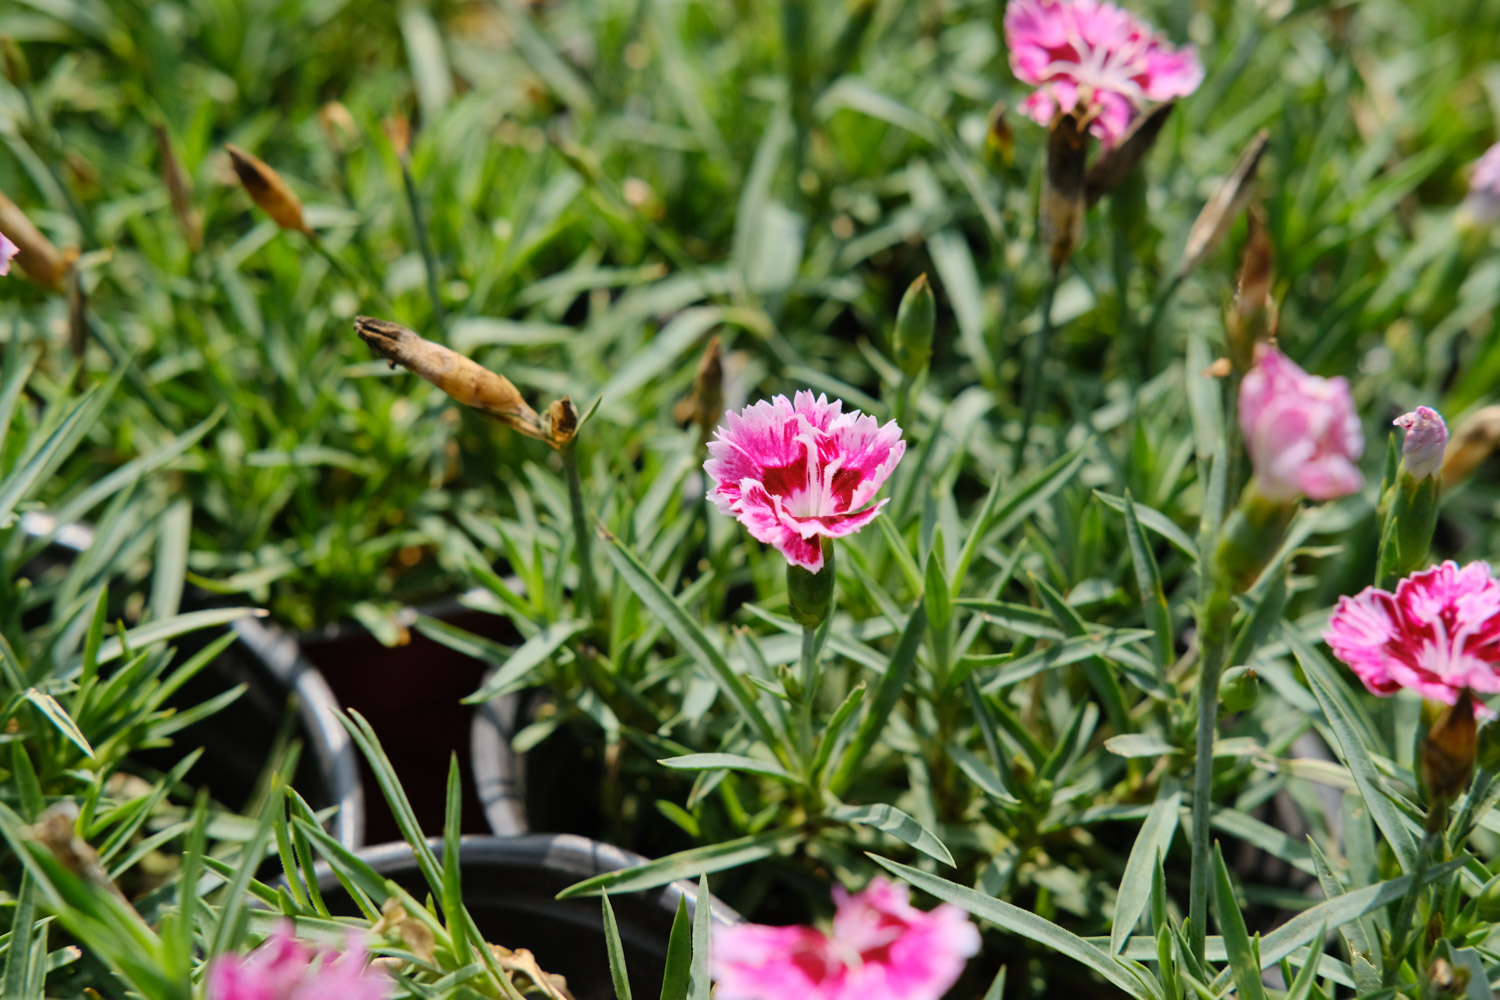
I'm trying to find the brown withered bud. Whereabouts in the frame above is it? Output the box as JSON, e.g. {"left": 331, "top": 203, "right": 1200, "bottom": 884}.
{"left": 318, "top": 101, "right": 360, "bottom": 154}
{"left": 1441, "top": 406, "right": 1500, "bottom": 486}
{"left": 1421, "top": 688, "right": 1477, "bottom": 820}
{"left": 1176, "top": 129, "right": 1269, "bottom": 279}
{"left": 1041, "top": 110, "right": 1089, "bottom": 274}
{"left": 1, "top": 36, "right": 28, "bottom": 87}
{"left": 1085, "top": 102, "right": 1174, "bottom": 205}
{"left": 224, "top": 143, "right": 309, "bottom": 234}
{"left": 355, "top": 316, "right": 576, "bottom": 450}
{"left": 384, "top": 115, "right": 412, "bottom": 162}
{"left": 1227, "top": 204, "right": 1275, "bottom": 371}
{"left": 154, "top": 123, "right": 202, "bottom": 251}
{"left": 986, "top": 100, "right": 1014, "bottom": 167}
{"left": 0, "top": 189, "right": 67, "bottom": 289}
{"left": 673, "top": 335, "right": 725, "bottom": 436}
{"left": 29, "top": 803, "right": 128, "bottom": 901}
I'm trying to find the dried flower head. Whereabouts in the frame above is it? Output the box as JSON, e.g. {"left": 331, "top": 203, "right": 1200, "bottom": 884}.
{"left": 1325, "top": 561, "right": 1500, "bottom": 711}
{"left": 674, "top": 335, "right": 725, "bottom": 435}
{"left": 704, "top": 392, "right": 905, "bottom": 573}
{"left": 1238, "top": 345, "right": 1363, "bottom": 502}
{"left": 225, "top": 143, "right": 309, "bottom": 234}
{"left": 1004, "top": 0, "right": 1203, "bottom": 147}
{"left": 711, "top": 878, "right": 980, "bottom": 1000}
{"left": 1042, "top": 109, "right": 1090, "bottom": 272}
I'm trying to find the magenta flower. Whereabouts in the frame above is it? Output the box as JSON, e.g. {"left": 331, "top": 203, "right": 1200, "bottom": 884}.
{"left": 705, "top": 391, "right": 905, "bottom": 573}
{"left": 207, "top": 922, "right": 390, "bottom": 1000}
{"left": 1238, "top": 345, "right": 1364, "bottom": 502}
{"left": 711, "top": 878, "right": 980, "bottom": 1000}
{"left": 0, "top": 230, "right": 16, "bottom": 276}
{"left": 1325, "top": 561, "right": 1500, "bottom": 712}
{"left": 1004, "top": 0, "right": 1203, "bottom": 147}
{"left": 1394, "top": 406, "right": 1448, "bottom": 481}
{"left": 1464, "top": 142, "right": 1500, "bottom": 226}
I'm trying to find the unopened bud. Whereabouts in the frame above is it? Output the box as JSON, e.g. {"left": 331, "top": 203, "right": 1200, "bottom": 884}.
{"left": 1227, "top": 205, "right": 1274, "bottom": 371}
{"left": 155, "top": 123, "right": 202, "bottom": 251}
{"left": 787, "top": 541, "right": 835, "bottom": 629}
{"left": 673, "top": 336, "right": 725, "bottom": 436}
{"left": 318, "top": 102, "right": 360, "bottom": 154}
{"left": 1041, "top": 110, "right": 1088, "bottom": 273}
{"left": 775, "top": 662, "right": 803, "bottom": 702}
{"left": 892, "top": 273, "right": 936, "bottom": 378}
{"left": 1177, "top": 130, "right": 1269, "bottom": 280}
{"left": 1085, "top": 102, "right": 1173, "bottom": 206}
{"left": 1394, "top": 407, "right": 1447, "bottom": 481}
{"left": 1219, "top": 666, "right": 1259, "bottom": 714}
{"left": 0, "top": 190, "right": 66, "bottom": 289}
{"left": 1442, "top": 406, "right": 1500, "bottom": 486}
{"left": 225, "top": 144, "right": 309, "bottom": 234}
{"left": 1, "top": 36, "right": 28, "bottom": 87}
{"left": 1420, "top": 688, "right": 1477, "bottom": 809}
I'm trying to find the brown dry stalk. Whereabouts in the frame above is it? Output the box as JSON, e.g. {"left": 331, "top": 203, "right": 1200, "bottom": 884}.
{"left": 355, "top": 316, "right": 578, "bottom": 449}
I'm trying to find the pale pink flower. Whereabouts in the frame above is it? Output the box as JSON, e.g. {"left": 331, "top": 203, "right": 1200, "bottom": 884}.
{"left": 0, "top": 231, "right": 17, "bottom": 276}
{"left": 1394, "top": 406, "right": 1448, "bottom": 481}
{"left": 207, "top": 922, "right": 390, "bottom": 1000}
{"left": 1325, "top": 561, "right": 1500, "bottom": 711}
{"left": 705, "top": 391, "right": 905, "bottom": 573}
{"left": 1004, "top": 0, "right": 1203, "bottom": 147}
{"left": 1463, "top": 142, "right": 1500, "bottom": 226}
{"left": 711, "top": 878, "right": 980, "bottom": 1000}
{"left": 1238, "top": 345, "right": 1364, "bottom": 502}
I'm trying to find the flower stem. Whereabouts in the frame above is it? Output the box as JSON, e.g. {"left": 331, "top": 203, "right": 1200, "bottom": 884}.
{"left": 399, "top": 152, "right": 447, "bottom": 336}
{"left": 563, "top": 442, "right": 597, "bottom": 618}
{"left": 798, "top": 624, "right": 819, "bottom": 764}
{"left": 1012, "top": 270, "right": 1060, "bottom": 472}
{"left": 1187, "top": 580, "right": 1233, "bottom": 963}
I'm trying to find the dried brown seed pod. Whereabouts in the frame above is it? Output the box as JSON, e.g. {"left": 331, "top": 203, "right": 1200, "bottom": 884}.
{"left": 225, "top": 143, "right": 309, "bottom": 234}
{"left": 1041, "top": 109, "right": 1089, "bottom": 273}
{"left": 155, "top": 123, "right": 202, "bottom": 250}
{"left": 1176, "top": 129, "right": 1270, "bottom": 279}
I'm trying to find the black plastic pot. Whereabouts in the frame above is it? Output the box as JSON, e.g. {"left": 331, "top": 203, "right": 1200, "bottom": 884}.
{"left": 21, "top": 513, "right": 364, "bottom": 847}
{"left": 317, "top": 835, "right": 740, "bottom": 1000}
{"left": 470, "top": 688, "right": 527, "bottom": 835}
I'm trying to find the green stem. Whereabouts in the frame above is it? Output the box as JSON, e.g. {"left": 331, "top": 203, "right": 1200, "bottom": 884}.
{"left": 1385, "top": 831, "right": 1439, "bottom": 987}
{"left": 399, "top": 154, "right": 447, "bottom": 335}
{"left": 563, "top": 443, "right": 597, "bottom": 618}
{"left": 798, "top": 625, "right": 819, "bottom": 766}
{"left": 1012, "top": 270, "right": 1060, "bottom": 472}
{"left": 893, "top": 372, "right": 914, "bottom": 430}
{"left": 1187, "top": 582, "right": 1233, "bottom": 963}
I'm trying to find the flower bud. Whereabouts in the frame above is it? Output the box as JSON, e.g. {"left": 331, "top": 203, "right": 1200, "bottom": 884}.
{"left": 787, "top": 541, "right": 835, "bottom": 628}
{"left": 155, "top": 123, "right": 202, "bottom": 251}
{"left": 986, "top": 100, "right": 1014, "bottom": 167}
{"left": 1394, "top": 406, "right": 1447, "bottom": 481}
{"left": 318, "top": 101, "right": 361, "bottom": 154}
{"left": 1041, "top": 110, "right": 1088, "bottom": 273}
{"left": 673, "top": 336, "right": 725, "bottom": 436}
{"left": 1085, "top": 102, "right": 1173, "bottom": 206}
{"left": 0, "top": 190, "right": 66, "bottom": 289}
{"left": 1420, "top": 688, "right": 1477, "bottom": 810}
{"left": 225, "top": 143, "right": 310, "bottom": 234}
{"left": 892, "top": 273, "right": 936, "bottom": 378}
{"left": 1176, "top": 130, "right": 1269, "bottom": 280}
{"left": 1219, "top": 666, "right": 1259, "bottom": 714}
{"left": 1227, "top": 205, "right": 1274, "bottom": 372}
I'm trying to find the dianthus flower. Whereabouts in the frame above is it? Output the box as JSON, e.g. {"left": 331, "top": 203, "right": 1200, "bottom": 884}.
{"left": 711, "top": 878, "right": 980, "bottom": 1000}
{"left": 0, "top": 230, "right": 16, "bottom": 276}
{"left": 207, "top": 921, "right": 390, "bottom": 1000}
{"left": 1464, "top": 142, "right": 1500, "bottom": 227}
{"left": 1004, "top": 0, "right": 1203, "bottom": 147}
{"left": 1325, "top": 561, "right": 1500, "bottom": 711}
{"left": 1238, "top": 345, "right": 1364, "bottom": 502}
{"left": 705, "top": 391, "right": 905, "bottom": 573}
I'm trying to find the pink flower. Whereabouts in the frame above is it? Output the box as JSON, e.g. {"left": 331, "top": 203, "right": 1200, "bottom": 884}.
{"left": 1004, "top": 0, "right": 1203, "bottom": 147}
{"left": 1393, "top": 406, "right": 1447, "bottom": 481}
{"left": 711, "top": 878, "right": 980, "bottom": 1000}
{"left": 207, "top": 922, "right": 390, "bottom": 1000}
{"left": 0, "top": 230, "right": 17, "bottom": 276}
{"left": 1325, "top": 561, "right": 1500, "bottom": 711}
{"left": 1238, "top": 345, "right": 1364, "bottom": 502}
{"left": 705, "top": 391, "right": 905, "bottom": 573}
{"left": 1463, "top": 142, "right": 1500, "bottom": 226}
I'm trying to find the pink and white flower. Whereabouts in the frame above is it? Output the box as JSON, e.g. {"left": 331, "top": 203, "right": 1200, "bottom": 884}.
{"left": 705, "top": 391, "right": 905, "bottom": 573}
{"left": 1394, "top": 406, "right": 1448, "bottom": 481}
{"left": 207, "top": 921, "right": 390, "bottom": 1000}
{"left": 1238, "top": 345, "right": 1364, "bottom": 502}
{"left": 1004, "top": 0, "right": 1203, "bottom": 147}
{"left": 0, "top": 230, "right": 17, "bottom": 276}
{"left": 1463, "top": 142, "right": 1500, "bottom": 226}
{"left": 711, "top": 878, "right": 980, "bottom": 1000}
{"left": 1325, "top": 561, "right": 1500, "bottom": 711}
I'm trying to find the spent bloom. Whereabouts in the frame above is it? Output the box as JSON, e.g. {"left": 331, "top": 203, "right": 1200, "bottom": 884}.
{"left": 1004, "top": 0, "right": 1203, "bottom": 147}
{"left": 1394, "top": 406, "right": 1448, "bottom": 481}
{"left": 1325, "top": 561, "right": 1500, "bottom": 712}
{"left": 705, "top": 391, "right": 905, "bottom": 573}
{"left": 0, "top": 230, "right": 16, "bottom": 275}
{"left": 1238, "top": 345, "right": 1364, "bottom": 502}
{"left": 207, "top": 921, "right": 390, "bottom": 1000}
{"left": 711, "top": 878, "right": 980, "bottom": 1000}
{"left": 1463, "top": 142, "right": 1500, "bottom": 227}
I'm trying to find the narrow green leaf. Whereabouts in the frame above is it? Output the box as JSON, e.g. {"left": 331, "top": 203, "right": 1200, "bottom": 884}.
{"left": 810, "top": 681, "right": 866, "bottom": 782}
{"left": 22, "top": 689, "right": 93, "bottom": 758}
{"left": 558, "top": 832, "right": 792, "bottom": 898}
{"left": 1104, "top": 734, "right": 1177, "bottom": 759}
{"left": 1119, "top": 489, "right": 1173, "bottom": 673}
{"left": 829, "top": 600, "right": 927, "bottom": 796}
{"left": 443, "top": 754, "right": 471, "bottom": 963}
{"left": 1211, "top": 844, "right": 1267, "bottom": 1000}
{"left": 1111, "top": 781, "right": 1181, "bottom": 954}
{"left": 658, "top": 895, "right": 692, "bottom": 1000}
{"left": 88, "top": 608, "right": 257, "bottom": 671}
{"left": 10, "top": 744, "right": 43, "bottom": 821}
{"left": 461, "top": 619, "right": 586, "bottom": 703}
{"left": 1283, "top": 927, "right": 1325, "bottom": 1000}
{"left": 601, "top": 891, "right": 634, "bottom": 1000}
{"left": 828, "top": 802, "right": 955, "bottom": 866}
{"left": 658, "top": 753, "right": 799, "bottom": 783}
{"left": 688, "top": 873, "right": 712, "bottom": 1000}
